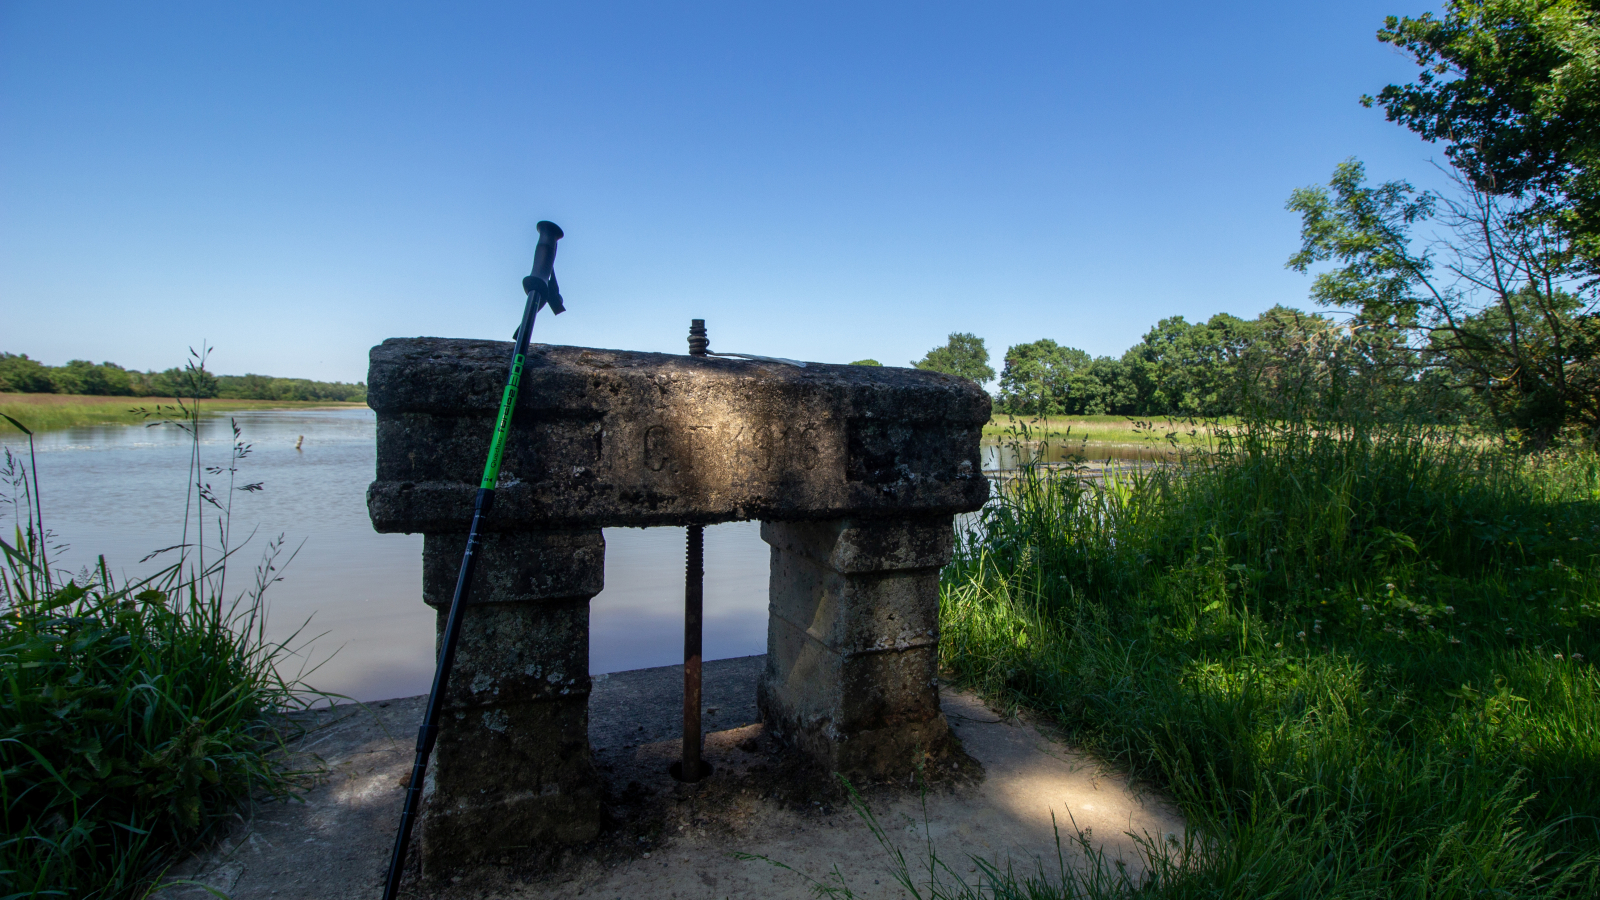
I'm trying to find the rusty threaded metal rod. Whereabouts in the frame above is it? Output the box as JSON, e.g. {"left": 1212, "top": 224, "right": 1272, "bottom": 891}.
{"left": 682, "top": 319, "right": 708, "bottom": 782}
{"left": 683, "top": 522, "right": 705, "bottom": 781}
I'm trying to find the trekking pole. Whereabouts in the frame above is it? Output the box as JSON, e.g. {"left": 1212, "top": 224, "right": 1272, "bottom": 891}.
{"left": 381, "top": 221, "right": 565, "bottom": 900}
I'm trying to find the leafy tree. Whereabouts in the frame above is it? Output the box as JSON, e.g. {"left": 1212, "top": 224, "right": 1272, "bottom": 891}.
{"left": 1370, "top": 0, "right": 1600, "bottom": 264}
{"left": 1079, "top": 355, "right": 1138, "bottom": 414}
{"left": 1121, "top": 313, "right": 1266, "bottom": 416}
{"left": 1288, "top": 158, "right": 1599, "bottom": 445}
{"left": 913, "top": 333, "right": 995, "bottom": 384}
{"left": 129, "top": 366, "right": 219, "bottom": 399}
{"left": 998, "top": 341, "right": 1141, "bottom": 416}
{"left": 1225, "top": 304, "right": 1443, "bottom": 424}
{"left": 48, "top": 360, "right": 133, "bottom": 396}
{"left": 214, "top": 374, "right": 364, "bottom": 402}
{"left": 0, "top": 354, "right": 54, "bottom": 393}
{"left": 998, "top": 340, "right": 1085, "bottom": 415}
{"left": 849, "top": 358, "right": 883, "bottom": 366}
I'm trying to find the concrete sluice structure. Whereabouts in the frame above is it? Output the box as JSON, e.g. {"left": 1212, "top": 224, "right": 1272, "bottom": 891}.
{"left": 366, "top": 337, "right": 991, "bottom": 873}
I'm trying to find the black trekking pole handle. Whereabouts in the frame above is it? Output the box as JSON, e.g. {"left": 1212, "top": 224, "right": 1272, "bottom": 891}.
{"left": 523, "top": 220, "right": 563, "bottom": 293}
{"left": 382, "top": 222, "right": 564, "bottom": 900}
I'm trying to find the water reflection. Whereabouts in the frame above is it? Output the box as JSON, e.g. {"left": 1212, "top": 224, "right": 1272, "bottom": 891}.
{"left": 589, "top": 523, "right": 769, "bottom": 675}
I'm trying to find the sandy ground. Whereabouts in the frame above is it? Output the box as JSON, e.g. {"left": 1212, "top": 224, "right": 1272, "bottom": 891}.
{"left": 162, "top": 657, "right": 1181, "bottom": 899}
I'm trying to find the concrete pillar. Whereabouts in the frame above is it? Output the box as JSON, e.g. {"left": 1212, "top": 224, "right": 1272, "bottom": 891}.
{"left": 758, "top": 517, "right": 954, "bottom": 778}
{"left": 417, "top": 529, "right": 604, "bottom": 872}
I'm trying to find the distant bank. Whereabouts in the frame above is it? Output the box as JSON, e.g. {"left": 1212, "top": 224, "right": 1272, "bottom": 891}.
{"left": 0, "top": 393, "right": 367, "bottom": 433}
{"left": 0, "top": 352, "right": 366, "bottom": 404}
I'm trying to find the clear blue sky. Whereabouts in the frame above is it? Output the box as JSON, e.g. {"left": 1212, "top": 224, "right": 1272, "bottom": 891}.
{"left": 1, "top": 1, "right": 1449, "bottom": 384}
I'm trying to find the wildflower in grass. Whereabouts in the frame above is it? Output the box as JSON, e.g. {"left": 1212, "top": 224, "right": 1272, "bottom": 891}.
{"left": 1445, "top": 606, "right": 1455, "bottom": 615}
{"left": 1297, "top": 630, "right": 1306, "bottom": 641}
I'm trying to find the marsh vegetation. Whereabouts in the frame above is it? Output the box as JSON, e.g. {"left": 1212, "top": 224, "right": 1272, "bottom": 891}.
{"left": 0, "top": 393, "right": 320, "bottom": 898}
{"left": 929, "top": 421, "right": 1600, "bottom": 898}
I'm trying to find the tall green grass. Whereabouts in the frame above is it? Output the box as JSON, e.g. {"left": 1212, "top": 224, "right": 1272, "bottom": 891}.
{"left": 0, "top": 394, "right": 317, "bottom": 897}
{"left": 935, "top": 422, "right": 1600, "bottom": 898}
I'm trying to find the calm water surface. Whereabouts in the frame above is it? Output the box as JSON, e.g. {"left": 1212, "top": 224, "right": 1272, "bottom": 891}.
{"left": 1, "top": 409, "right": 769, "bottom": 702}
{"left": 1, "top": 410, "right": 1145, "bottom": 702}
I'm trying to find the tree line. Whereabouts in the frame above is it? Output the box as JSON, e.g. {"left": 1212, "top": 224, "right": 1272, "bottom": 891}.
{"left": 901, "top": 1, "right": 1600, "bottom": 449}
{"left": 0, "top": 353, "right": 367, "bottom": 403}
{"left": 906, "top": 307, "right": 1396, "bottom": 420}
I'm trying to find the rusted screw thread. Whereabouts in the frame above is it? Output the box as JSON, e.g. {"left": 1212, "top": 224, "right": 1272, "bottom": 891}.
{"left": 682, "top": 523, "right": 705, "bottom": 781}
{"left": 682, "top": 317, "right": 708, "bottom": 782}
{"left": 688, "top": 319, "right": 709, "bottom": 358}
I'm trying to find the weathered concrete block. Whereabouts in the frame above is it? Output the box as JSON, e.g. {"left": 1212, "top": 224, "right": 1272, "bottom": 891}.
{"left": 417, "top": 530, "right": 602, "bottom": 870}
{"left": 423, "top": 697, "right": 599, "bottom": 872}
{"left": 422, "top": 530, "right": 604, "bottom": 607}
{"left": 761, "top": 517, "right": 955, "bottom": 574}
{"left": 758, "top": 621, "right": 947, "bottom": 776}
{"left": 758, "top": 518, "right": 953, "bottom": 777}
{"left": 431, "top": 599, "right": 589, "bottom": 710}
{"left": 767, "top": 541, "right": 940, "bottom": 654}
{"left": 366, "top": 338, "right": 987, "bottom": 861}
{"left": 367, "top": 339, "right": 989, "bottom": 532}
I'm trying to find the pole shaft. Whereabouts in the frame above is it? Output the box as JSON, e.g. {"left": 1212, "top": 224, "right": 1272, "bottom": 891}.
{"left": 382, "top": 277, "right": 548, "bottom": 899}
{"left": 382, "top": 492, "right": 489, "bottom": 899}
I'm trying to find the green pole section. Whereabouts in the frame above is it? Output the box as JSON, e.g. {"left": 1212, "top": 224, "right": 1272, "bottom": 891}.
{"left": 480, "top": 353, "right": 526, "bottom": 490}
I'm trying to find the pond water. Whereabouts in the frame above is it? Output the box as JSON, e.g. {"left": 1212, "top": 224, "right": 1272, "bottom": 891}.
{"left": 980, "top": 437, "right": 1175, "bottom": 470}
{"left": 0, "top": 410, "right": 1151, "bottom": 702}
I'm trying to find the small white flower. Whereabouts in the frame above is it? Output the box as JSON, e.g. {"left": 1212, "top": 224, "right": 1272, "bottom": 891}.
{"left": 1444, "top": 606, "right": 1455, "bottom": 615}
{"left": 1296, "top": 631, "right": 1307, "bottom": 640}
{"left": 1554, "top": 653, "right": 1565, "bottom": 660}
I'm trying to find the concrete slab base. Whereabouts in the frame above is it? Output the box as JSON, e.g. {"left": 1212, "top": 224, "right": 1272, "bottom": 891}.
{"left": 161, "top": 657, "right": 1182, "bottom": 899}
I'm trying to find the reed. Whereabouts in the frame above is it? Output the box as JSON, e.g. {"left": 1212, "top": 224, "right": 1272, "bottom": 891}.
{"left": 982, "top": 415, "right": 1225, "bottom": 449}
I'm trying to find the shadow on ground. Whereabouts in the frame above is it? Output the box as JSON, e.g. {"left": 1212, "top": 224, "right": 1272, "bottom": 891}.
{"left": 162, "top": 656, "right": 1181, "bottom": 899}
